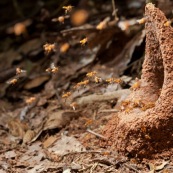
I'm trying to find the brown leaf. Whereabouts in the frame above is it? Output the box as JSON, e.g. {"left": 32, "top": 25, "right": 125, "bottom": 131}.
{"left": 48, "top": 135, "right": 86, "bottom": 156}
{"left": 22, "top": 130, "right": 36, "bottom": 144}
{"left": 7, "top": 119, "right": 28, "bottom": 138}
{"left": 24, "top": 75, "right": 50, "bottom": 90}
{"left": 43, "top": 136, "right": 57, "bottom": 148}
{"left": 17, "top": 38, "right": 42, "bottom": 55}
{"left": 155, "top": 161, "right": 169, "bottom": 171}
{"left": 43, "top": 110, "right": 81, "bottom": 131}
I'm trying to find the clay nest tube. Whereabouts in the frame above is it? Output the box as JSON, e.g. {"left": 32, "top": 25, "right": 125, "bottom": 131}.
{"left": 103, "top": 3, "right": 173, "bottom": 158}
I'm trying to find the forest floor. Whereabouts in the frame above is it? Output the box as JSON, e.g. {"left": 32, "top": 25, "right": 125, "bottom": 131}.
{"left": 0, "top": 1, "right": 173, "bottom": 172}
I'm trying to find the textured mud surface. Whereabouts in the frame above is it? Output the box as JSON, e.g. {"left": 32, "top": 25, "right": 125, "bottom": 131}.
{"left": 103, "top": 3, "right": 173, "bottom": 158}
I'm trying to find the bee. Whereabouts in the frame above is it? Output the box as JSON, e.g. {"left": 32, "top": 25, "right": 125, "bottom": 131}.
{"left": 73, "top": 79, "right": 89, "bottom": 89}
{"left": 7, "top": 78, "right": 18, "bottom": 85}
{"left": 62, "top": 91, "right": 71, "bottom": 99}
{"left": 70, "top": 102, "right": 78, "bottom": 110}
{"left": 106, "top": 78, "right": 115, "bottom": 84}
{"left": 136, "top": 18, "right": 146, "bottom": 24}
{"left": 124, "top": 107, "right": 132, "bottom": 114}
{"left": 46, "top": 63, "right": 59, "bottom": 74}
{"left": 62, "top": 5, "right": 73, "bottom": 13}
{"left": 106, "top": 78, "right": 122, "bottom": 84}
{"left": 132, "top": 99, "right": 142, "bottom": 108}
{"left": 13, "top": 22, "right": 27, "bottom": 36}
{"left": 96, "top": 21, "right": 107, "bottom": 30}
{"left": 164, "top": 20, "right": 171, "bottom": 27}
{"left": 25, "top": 97, "right": 36, "bottom": 104}
{"left": 86, "top": 71, "right": 97, "bottom": 78}
{"left": 83, "top": 117, "right": 93, "bottom": 127}
{"left": 114, "top": 78, "right": 123, "bottom": 84}
{"left": 141, "top": 102, "right": 155, "bottom": 111}
{"left": 94, "top": 76, "right": 102, "bottom": 83}
{"left": 16, "top": 67, "right": 26, "bottom": 75}
{"left": 51, "top": 63, "right": 59, "bottom": 74}
{"left": 43, "top": 43, "right": 56, "bottom": 54}
{"left": 52, "top": 16, "right": 65, "bottom": 23}
{"left": 60, "top": 43, "right": 70, "bottom": 53}
{"left": 144, "top": 134, "right": 151, "bottom": 140}
{"left": 120, "top": 100, "right": 130, "bottom": 111}
{"left": 79, "top": 37, "right": 88, "bottom": 46}
{"left": 130, "top": 78, "right": 141, "bottom": 91}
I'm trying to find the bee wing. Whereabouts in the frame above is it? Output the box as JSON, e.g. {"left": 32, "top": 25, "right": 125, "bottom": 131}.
{"left": 6, "top": 78, "right": 17, "bottom": 84}
{"left": 21, "top": 69, "right": 27, "bottom": 73}
{"left": 50, "top": 62, "right": 55, "bottom": 69}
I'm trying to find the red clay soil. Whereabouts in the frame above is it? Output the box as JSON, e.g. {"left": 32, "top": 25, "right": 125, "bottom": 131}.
{"left": 103, "top": 3, "right": 173, "bottom": 158}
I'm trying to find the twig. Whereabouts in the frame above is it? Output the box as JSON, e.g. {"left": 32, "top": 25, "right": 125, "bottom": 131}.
{"left": 99, "top": 109, "right": 119, "bottom": 113}
{"left": 76, "top": 89, "right": 130, "bottom": 106}
{"left": 124, "top": 163, "right": 140, "bottom": 173}
{"left": 86, "top": 129, "right": 107, "bottom": 140}
{"left": 111, "top": 0, "right": 119, "bottom": 21}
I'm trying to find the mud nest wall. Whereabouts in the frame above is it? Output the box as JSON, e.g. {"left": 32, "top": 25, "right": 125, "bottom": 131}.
{"left": 103, "top": 3, "right": 173, "bottom": 158}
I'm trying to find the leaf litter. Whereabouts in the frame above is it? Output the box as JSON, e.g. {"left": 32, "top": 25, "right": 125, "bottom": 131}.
{"left": 0, "top": 1, "right": 173, "bottom": 173}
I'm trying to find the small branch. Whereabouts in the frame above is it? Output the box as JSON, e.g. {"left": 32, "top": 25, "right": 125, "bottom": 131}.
{"left": 86, "top": 129, "right": 107, "bottom": 140}
{"left": 124, "top": 163, "right": 140, "bottom": 173}
{"left": 99, "top": 109, "right": 119, "bottom": 113}
{"left": 112, "top": 0, "right": 119, "bottom": 21}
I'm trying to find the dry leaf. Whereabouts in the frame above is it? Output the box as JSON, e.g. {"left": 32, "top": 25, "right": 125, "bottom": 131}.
{"left": 155, "top": 161, "right": 169, "bottom": 171}
{"left": 24, "top": 75, "right": 50, "bottom": 90}
{"left": 48, "top": 135, "right": 86, "bottom": 156}
{"left": 43, "top": 136, "right": 57, "bottom": 148}
{"left": 18, "top": 38, "right": 42, "bottom": 55}
{"left": 4, "top": 151, "right": 16, "bottom": 159}
{"left": 43, "top": 110, "right": 81, "bottom": 131}
{"left": 23, "top": 130, "right": 36, "bottom": 144}
{"left": 7, "top": 119, "right": 28, "bottom": 138}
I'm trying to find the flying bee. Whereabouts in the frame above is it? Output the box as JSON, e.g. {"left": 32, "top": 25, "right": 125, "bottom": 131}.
{"left": 106, "top": 78, "right": 114, "bottom": 84}
{"left": 43, "top": 43, "right": 56, "bottom": 54}
{"left": 46, "top": 63, "right": 59, "bottom": 74}
{"left": 114, "top": 78, "right": 123, "bottom": 84}
{"left": 62, "top": 91, "right": 71, "bottom": 99}
{"left": 52, "top": 16, "right": 65, "bottom": 23}
{"left": 94, "top": 76, "right": 102, "bottom": 83}
{"left": 86, "top": 71, "right": 97, "bottom": 78}
{"left": 70, "top": 102, "right": 78, "bottom": 110}
{"left": 124, "top": 107, "right": 133, "bottom": 114}
{"left": 164, "top": 20, "right": 171, "bottom": 27}
{"left": 50, "top": 63, "right": 59, "bottom": 74}
{"left": 141, "top": 102, "right": 155, "bottom": 111}
{"left": 45, "top": 67, "right": 52, "bottom": 73}
{"left": 16, "top": 67, "right": 26, "bottom": 75}
{"left": 62, "top": 5, "right": 73, "bottom": 13}
{"left": 96, "top": 20, "right": 107, "bottom": 30}
{"left": 60, "top": 43, "right": 70, "bottom": 53}
{"left": 120, "top": 100, "right": 130, "bottom": 111}
{"left": 130, "top": 78, "right": 141, "bottom": 91}
{"left": 106, "top": 77, "right": 122, "bottom": 84}
{"left": 7, "top": 78, "right": 18, "bottom": 85}
{"left": 144, "top": 134, "right": 151, "bottom": 140}
{"left": 25, "top": 97, "right": 36, "bottom": 104}
{"left": 79, "top": 37, "right": 88, "bottom": 46}
{"left": 137, "top": 18, "right": 146, "bottom": 24}
{"left": 73, "top": 79, "right": 89, "bottom": 89}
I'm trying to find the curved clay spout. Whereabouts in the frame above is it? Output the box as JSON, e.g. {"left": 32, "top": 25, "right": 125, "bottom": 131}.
{"left": 103, "top": 3, "right": 173, "bottom": 158}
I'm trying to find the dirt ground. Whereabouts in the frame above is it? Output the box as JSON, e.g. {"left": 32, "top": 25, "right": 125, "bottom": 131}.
{"left": 0, "top": 0, "right": 173, "bottom": 172}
